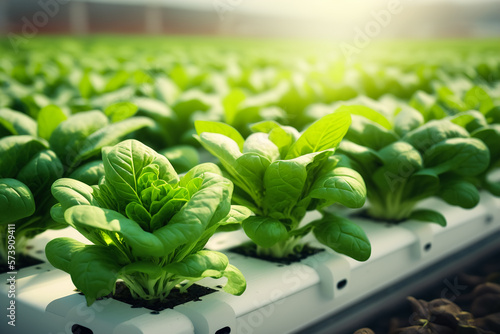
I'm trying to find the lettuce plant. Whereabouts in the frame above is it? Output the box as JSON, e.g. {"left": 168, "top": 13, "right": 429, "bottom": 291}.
{"left": 337, "top": 106, "right": 490, "bottom": 224}
{"left": 45, "top": 140, "right": 249, "bottom": 305}
{"left": 0, "top": 108, "right": 153, "bottom": 265}
{"left": 409, "top": 85, "right": 500, "bottom": 197}
{"left": 195, "top": 111, "right": 370, "bottom": 261}
{"left": 408, "top": 84, "right": 500, "bottom": 196}
{"left": 444, "top": 110, "right": 500, "bottom": 196}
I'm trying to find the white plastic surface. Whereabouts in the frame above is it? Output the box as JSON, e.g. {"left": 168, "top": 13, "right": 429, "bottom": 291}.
{"left": 0, "top": 265, "right": 77, "bottom": 334}
{"left": 0, "top": 267, "right": 195, "bottom": 334}
{"left": 26, "top": 226, "right": 92, "bottom": 262}
{"left": 47, "top": 291, "right": 194, "bottom": 334}
{"left": 232, "top": 193, "right": 500, "bottom": 333}
{"left": 3, "top": 192, "right": 500, "bottom": 334}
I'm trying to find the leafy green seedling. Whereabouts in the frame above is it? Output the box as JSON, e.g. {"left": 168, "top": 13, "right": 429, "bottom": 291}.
{"left": 0, "top": 108, "right": 153, "bottom": 264}
{"left": 46, "top": 140, "right": 250, "bottom": 305}
{"left": 337, "top": 106, "right": 490, "bottom": 224}
{"left": 196, "top": 111, "right": 370, "bottom": 261}
{"left": 447, "top": 108, "right": 500, "bottom": 196}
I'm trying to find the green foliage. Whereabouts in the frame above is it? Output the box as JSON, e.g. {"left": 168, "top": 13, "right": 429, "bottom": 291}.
{"left": 1, "top": 37, "right": 499, "bottom": 270}
{"left": 196, "top": 111, "right": 370, "bottom": 261}
{"left": 46, "top": 140, "right": 249, "bottom": 305}
{"left": 0, "top": 178, "right": 36, "bottom": 225}
{"left": 160, "top": 145, "right": 200, "bottom": 174}
{"left": 0, "top": 106, "right": 153, "bottom": 263}
{"left": 338, "top": 108, "right": 490, "bottom": 223}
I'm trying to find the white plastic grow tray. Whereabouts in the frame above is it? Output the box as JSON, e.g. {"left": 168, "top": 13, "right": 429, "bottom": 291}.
{"left": 208, "top": 192, "right": 500, "bottom": 334}
{"left": 1, "top": 192, "right": 499, "bottom": 334}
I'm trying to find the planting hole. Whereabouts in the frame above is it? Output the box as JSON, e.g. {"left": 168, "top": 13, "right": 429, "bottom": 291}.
{"left": 71, "top": 324, "right": 93, "bottom": 334}
{"left": 485, "top": 215, "right": 493, "bottom": 224}
{"left": 215, "top": 326, "right": 231, "bottom": 334}
{"left": 337, "top": 279, "right": 347, "bottom": 290}
{"left": 424, "top": 243, "right": 432, "bottom": 251}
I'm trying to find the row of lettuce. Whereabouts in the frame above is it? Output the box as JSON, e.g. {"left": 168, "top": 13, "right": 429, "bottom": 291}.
{"left": 0, "top": 38, "right": 499, "bottom": 306}
{"left": 1, "top": 39, "right": 499, "bottom": 143}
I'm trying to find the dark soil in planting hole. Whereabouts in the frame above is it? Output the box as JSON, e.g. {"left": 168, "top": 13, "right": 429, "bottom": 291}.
{"left": 353, "top": 248, "right": 500, "bottom": 334}
{"left": 230, "top": 242, "right": 324, "bottom": 265}
{"left": 0, "top": 253, "right": 43, "bottom": 273}
{"left": 92, "top": 281, "right": 217, "bottom": 312}
{"left": 354, "top": 209, "right": 405, "bottom": 225}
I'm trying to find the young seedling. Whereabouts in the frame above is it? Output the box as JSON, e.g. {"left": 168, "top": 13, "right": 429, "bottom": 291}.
{"left": 336, "top": 105, "right": 490, "bottom": 224}
{"left": 0, "top": 106, "right": 153, "bottom": 265}
{"left": 46, "top": 140, "right": 249, "bottom": 305}
{"left": 195, "top": 111, "right": 370, "bottom": 262}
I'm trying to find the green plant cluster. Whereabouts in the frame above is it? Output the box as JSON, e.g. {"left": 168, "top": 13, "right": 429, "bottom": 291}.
{"left": 195, "top": 112, "right": 370, "bottom": 261}
{"left": 46, "top": 140, "right": 249, "bottom": 305}
{"left": 337, "top": 106, "right": 491, "bottom": 224}
{"left": 0, "top": 106, "right": 153, "bottom": 261}
{"left": 0, "top": 37, "right": 499, "bottom": 305}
